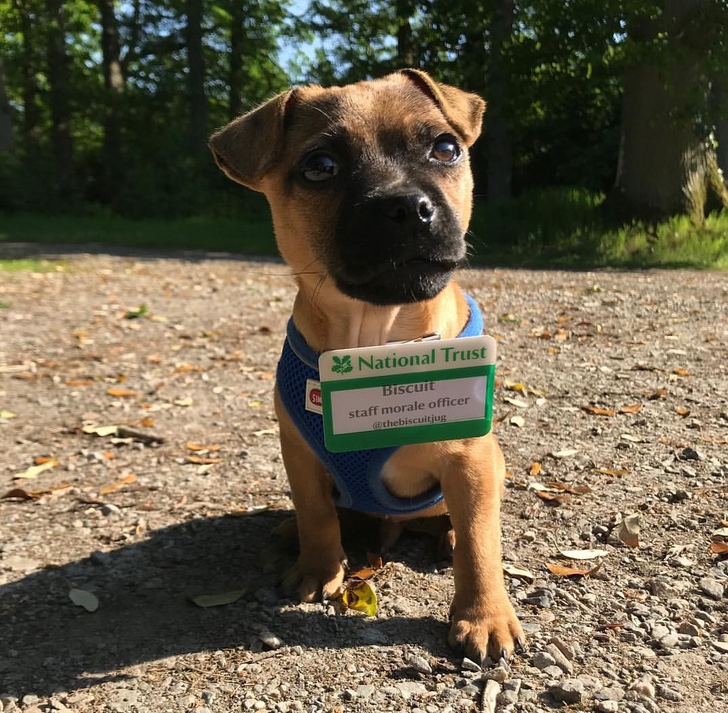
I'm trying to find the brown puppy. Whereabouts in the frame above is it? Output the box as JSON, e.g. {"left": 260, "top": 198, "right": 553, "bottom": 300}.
{"left": 209, "top": 70, "right": 524, "bottom": 662}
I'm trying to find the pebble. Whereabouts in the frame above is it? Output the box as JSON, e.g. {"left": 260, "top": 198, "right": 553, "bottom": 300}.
{"left": 680, "top": 446, "right": 705, "bottom": 460}
{"left": 496, "top": 689, "right": 518, "bottom": 706}
{"left": 405, "top": 653, "right": 433, "bottom": 675}
{"left": 395, "top": 682, "right": 427, "bottom": 699}
{"left": 596, "top": 702, "right": 619, "bottom": 713}
{"left": 20, "top": 696, "right": 39, "bottom": 706}
{"left": 356, "top": 685, "right": 374, "bottom": 698}
{"left": 594, "top": 687, "right": 625, "bottom": 701}
{"left": 544, "top": 643, "right": 573, "bottom": 673}
{"left": 461, "top": 657, "right": 481, "bottom": 672}
{"left": 712, "top": 641, "right": 728, "bottom": 654}
{"left": 629, "top": 677, "right": 655, "bottom": 699}
{"left": 543, "top": 665, "right": 564, "bottom": 679}
{"left": 678, "top": 621, "right": 700, "bottom": 636}
{"left": 532, "top": 651, "right": 557, "bottom": 670}
{"left": 549, "top": 679, "right": 584, "bottom": 704}
{"left": 259, "top": 631, "right": 283, "bottom": 649}
{"left": 483, "top": 665, "right": 509, "bottom": 683}
{"left": 699, "top": 577, "right": 725, "bottom": 600}
{"left": 659, "top": 633, "right": 679, "bottom": 649}
{"left": 656, "top": 685, "right": 682, "bottom": 702}
{"left": 548, "top": 636, "right": 575, "bottom": 661}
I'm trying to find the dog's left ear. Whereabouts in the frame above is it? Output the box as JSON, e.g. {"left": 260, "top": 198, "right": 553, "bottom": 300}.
{"left": 209, "top": 88, "right": 299, "bottom": 190}
{"left": 399, "top": 69, "right": 486, "bottom": 147}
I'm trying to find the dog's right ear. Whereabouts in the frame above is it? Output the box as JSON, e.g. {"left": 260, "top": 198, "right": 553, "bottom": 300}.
{"left": 209, "top": 88, "right": 299, "bottom": 190}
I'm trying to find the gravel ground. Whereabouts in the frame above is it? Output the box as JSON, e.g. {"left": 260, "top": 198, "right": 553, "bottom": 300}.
{"left": 1, "top": 247, "right": 727, "bottom": 713}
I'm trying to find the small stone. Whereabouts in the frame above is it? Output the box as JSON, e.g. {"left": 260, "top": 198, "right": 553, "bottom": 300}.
{"left": 405, "top": 653, "right": 433, "bottom": 675}
{"left": 659, "top": 633, "right": 679, "bottom": 649}
{"left": 395, "top": 682, "right": 427, "bottom": 699}
{"left": 543, "top": 665, "right": 564, "bottom": 679}
{"left": 656, "top": 685, "right": 682, "bottom": 702}
{"left": 496, "top": 690, "right": 518, "bottom": 706}
{"left": 544, "top": 643, "right": 573, "bottom": 673}
{"left": 594, "top": 687, "right": 625, "bottom": 701}
{"left": 90, "top": 550, "right": 111, "bottom": 565}
{"left": 650, "top": 624, "right": 669, "bottom": 640}
{"left": 699, "top": 578, "right": 725, "bottom": 600}
{"left": 2, "top": 555, "right": 39, "bottom": 572}
{"left": 484, "top": 665, "right": 509, "bottom": 683}
{"left": 629, "top": 677, "right": 655, "bottom": 699}
{"left": 106, "top": 689, "right": 139, "bottom": 713}
{"left": 21, "top": 696, "right": 39, "bottom": 707}
{"left": 712, "top": 641, "right": 728, "bottom": 654}
{"left": 549, "top": 679, "right": 585, "bottom": 704}
{"left": 548, "top": 636, "right": 575, "bottom": 661}
{"left": 532, "top": 651, "right": 557, "bottom": 670}
{"left": 678, "top": 621, "right": 700, "bottom": 636}
{"left": 503, "top": 679, "right": 521, "bottom": 694}
{"left": 258, "top": 631, "right": 283, "bottom": 649}
{"left": 356, "top": 685, "right": 375, "bottom": 698}
{"left": 100, "top": 503, "right": 122, "bottom": 517}
{"left": 596, "top": 702, "right": 619, "bottom": 713}
{"left": 460, "top": 684, "right": 479, "bottom": 697}
{"left": 461, "top": 657, "right": 481, "bottom": 672}
{"left": 680, "top": 446, "right": 705, "bottom": 460}
{"left": 342, "top": 690, "right": 357, "bottom": 701}
{"left": 201, "top": 691, "right": 215, "bottom": 705}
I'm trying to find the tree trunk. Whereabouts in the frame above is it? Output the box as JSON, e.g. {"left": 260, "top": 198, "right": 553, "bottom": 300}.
{"left": 712, "top": 79, "right": 728, "bottom": 180}
{"left": 614, "top": 0, "right": 728, "bottom": 222}
{"left": 99, "top": 0, "right": 125, "bottom": 202}
{"left": 185, "top": 0, "right": 208, "bottom": 154}
{"left": 0, "top": 56, "right": 14, "bottom": 153}
{"left": 395, "top": 0, "right": 414, "bottom": 68}
{"left": 13, "top": 0, "right": 40, "bottom": 151}
{"left": 45, "top": 0, "right": 75, "bottom": 191}
{"left": 228, "top": 0, "right": 244, "bottom": 119}
{"left": 485, "top": 0, "right": 514, "bottom": 204}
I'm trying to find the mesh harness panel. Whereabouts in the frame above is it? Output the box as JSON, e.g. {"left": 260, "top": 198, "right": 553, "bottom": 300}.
{"left": 276, "top": 292, "right": 483, "bottom": 515}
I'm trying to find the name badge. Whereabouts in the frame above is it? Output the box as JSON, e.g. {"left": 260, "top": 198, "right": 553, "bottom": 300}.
{"left": 318, "top": 335, "right": 496, "bottom": 453}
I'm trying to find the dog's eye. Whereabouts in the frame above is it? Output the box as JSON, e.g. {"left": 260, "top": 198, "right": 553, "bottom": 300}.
{"left": 431, "top": 136, "right": 460, "bottom": 163}
{"left": 302, "top": 154, "right": 339, "bottom": 182}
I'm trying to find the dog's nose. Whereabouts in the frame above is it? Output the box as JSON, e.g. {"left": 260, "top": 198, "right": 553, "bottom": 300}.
{"left": 383, "top": 194, "right": 435, "bottom": 226}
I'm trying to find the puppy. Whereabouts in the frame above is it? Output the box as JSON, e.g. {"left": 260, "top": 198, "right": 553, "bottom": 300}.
{"left": 209, "top": 70, "right": 524, "bottom": 662}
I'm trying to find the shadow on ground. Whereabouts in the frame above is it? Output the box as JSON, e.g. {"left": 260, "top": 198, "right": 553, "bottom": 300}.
{"left": 0, "top": 511, "right": 453, "bottom": 696}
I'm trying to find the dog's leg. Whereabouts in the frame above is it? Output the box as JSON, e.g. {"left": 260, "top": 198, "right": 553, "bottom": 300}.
{"left": 441, "top": 436, "right": 524, "bottom": 662}
{"left": 276, "top": 393, "right": 347, "bottom": 602}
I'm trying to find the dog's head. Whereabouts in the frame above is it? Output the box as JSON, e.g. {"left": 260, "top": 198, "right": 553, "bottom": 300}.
{"left": 210, "top": 70, "right": 485, "bottom": 306}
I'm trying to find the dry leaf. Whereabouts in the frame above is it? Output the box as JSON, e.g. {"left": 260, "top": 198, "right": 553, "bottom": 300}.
{"left": 69, "top": 588, "right": 99, "bottom": 612}
{"left": 536, "top": 491, "right": 569, "bottom": 505}
{"left": 675, "top": 407, "right": 690, "bottom": 417}
{"left": 99, "top": 474, "right": 137, "bottom": 495}
{"left": 174, "top": 397, "right": 194, "bottom": 407}
{"left": 547, "top": 563, "right": 602, "bottom": 577}
{"left": 559, "top": 549, "right": 608, "bottom": 560}
{"left": 107, "top": 387, "right": 138, "bottom": 398}
{"left": 510, "top": 415, "right": 525, "bottom": 428}
{"left": 529, "top": 462, "right": 542, "bottom": 477}
{"left": 13, "top": 460, "right": 57, "bottom": 480}
{"left": 619, "top": 404, "right": 643, "bottom": 414}
{"left": 672, "top": 368, "right": 690, "bottom": 376}
{"left": 348, "top": 567, "right": 376, "bottom": 581}
{"left": 186, "top": 443, "right": 222, "bottom": 452}
{"left": 82, "top": 425, "right": 119, "bottom": 437}
{"left": 645, "top": 388, "right": 667, "bottom": 400}
{"left": 65, "top": 379, "right": 92, "bottom": 386}
{"left": 710, "top": 542, "right": 728, "bottom": 555}
{"left": 191, "top": 589, "right": 246, "bottom": 608}
{"left": 186, "top": 456, "right": 224, "bottom": 465}
{"left": 3, "top": 484, "right": 70, "bottom": 500}
{"left": 33, "top": 456, "right": 58, "bottom": 466}
{"left": 595, "top": 467, "right": 629, "bottom": 477}
{"left": 504, "top": 397, "right": 529, "bottom": 408}
{"left": 617, "top": 513, "right": 640, "bottom": 548}
{"left": 138, "top": 417, "right": 155, "bottom": 427}
{"left": 582, "top": 406, "right": 616, "bottom": 417}
{"left": 503, "top": 563, "right": 535, "bottom": 582}
{"left": 341, "top": 580, "right": 378, "bottom": 616}
{"left": 1, "top": 410, "right": 17, "bottom": 419}
{"left": 621, "top": 433, "right": 642, "bottom": 443}
{"left": 712, "top": 527, "right": 728, "bottom": 538}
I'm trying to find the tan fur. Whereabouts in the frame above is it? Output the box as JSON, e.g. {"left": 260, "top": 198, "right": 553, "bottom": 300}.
{"left": 210, "top": 70, "right": 523, "bottom": 661}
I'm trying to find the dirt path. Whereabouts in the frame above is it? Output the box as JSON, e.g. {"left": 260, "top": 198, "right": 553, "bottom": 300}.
{"left": 1, "top": 250, "right": 727, "bottom": 713}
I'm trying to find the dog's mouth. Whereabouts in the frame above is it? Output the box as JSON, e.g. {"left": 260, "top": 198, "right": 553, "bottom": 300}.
{"left": 332, "top": 254, "right": 463, "bottom": 305}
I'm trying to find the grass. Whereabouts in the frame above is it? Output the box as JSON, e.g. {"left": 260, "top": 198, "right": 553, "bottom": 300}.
{"left": 0, "top": 258, "right": 68, "bottom": 272}
{"left": 1, "top": 189, "right": 727, "bottom": 270}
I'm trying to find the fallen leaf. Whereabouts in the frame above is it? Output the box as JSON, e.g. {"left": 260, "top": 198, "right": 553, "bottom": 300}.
{"left": 617, "top": 513, "right": 640, "bottom": 548}
{"left": 547, "top": 563, "right": 602, "bottom": 577}
{"left": 552, "top": 448, "right": 578, "bottom": 458}
{"left": 582, "top": 406, "right": 616, "bottom": 417}
{"left": 2, "top": 483, "right": 70, "bottom": 500}
{"left": 0, "top": 410, "right": 17, "bottom": 419}
{"left": 174, "top": 397, "right": 194, "bottom": 407}
{"left": 138, "top": 417, "right": 155, "bottom": 427}
{"left": 672, "top": 368, "right": 690, "bottom": 376}
{"left": 675, "top": 407, "right": 690, "bottom": 417}
{"left": 621, "top": 433, "right": 642, "bottom": 443}
{"left": 341, "top": 580, "right": 378, "bottom": 616}
{"left": 99, "top": 474, "right": 137, "bottom": 495}
{"left": 186, "top": 443, "right": 222, "bottom": 452}
{"left": 712, "top": 527, "right": 728, "bottom": 538}
{"left": 505, "top": 380, "right": 546, "bottom": 397}
{"left": 502, "top": 563, "right": 535, "bottom": 582}
{"left": 710, "top": 542, "right": 728, "bottom": 555}
{"left": 645, "top": 388, "right": 667, "bottom": 400}
{"left": 65, "top": 379, "right": 92, "bottom": 386}
{"left": 107, "top": 387, "right": 138, "bottom": 398}
{"left": 191, "top": 589, "right": 246, "bottom": 608}
{"left": 348, "top": 567, "right": 376, "bottom": 581}
{"left": 13, "top": 460, "right": 57, "bottom": 480}
{"left": 124, "top": 303, "right": 148, "bottom": 319}
{"left": 619, "top": 404, "right": 643, "bottom": 414}
{"left": 251, "top": 428, "right": 278, "bottom": 437}
{"left": 510, "top": 415, "right": 525, "bottom": 428}
{"left": 33, "top": 456, "right": 58, "bottom": 466}
{"left": 595, "top": 467, "right": 629, "bottom": 477}
{"left": 504, "top": 397, "right": 529, "bottom": 408}
{"left": 536, "top": 491, "right": 569, "bottom": 505}
{"left": 559, "top": 549, "right": 609, "bottom": 560}
{"left": 186, "top": 456, "right": 224, "bottom": 465}
{"left": 69, "top": 588, "right": 99, "bottom": 612}
{"left": 529, "top": 462, "right": 542, "bottom": 477}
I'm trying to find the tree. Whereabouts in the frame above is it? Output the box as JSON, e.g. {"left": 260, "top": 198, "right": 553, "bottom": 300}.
{"left": 45, "top": 0, "right": 75, "bottom": 192}
{"left": 614, "top": 0, "right": 728, "bottom": 221}
{"left": 185, "top": 0, "right": 208, "bottom": 154}
{"left": 10, "top": 0, "right": 40, "bottom": 151}
{"left": 0, "top": 55, "right": 14, "bottom": 152}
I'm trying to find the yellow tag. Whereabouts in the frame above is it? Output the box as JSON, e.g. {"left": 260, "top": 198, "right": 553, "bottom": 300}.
{"left": 342, "top": 581, "right": 378, "bottom": 616}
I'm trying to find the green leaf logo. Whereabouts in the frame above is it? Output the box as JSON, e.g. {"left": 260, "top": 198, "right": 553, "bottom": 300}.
{"left": 331, "top": 354, "right": 353, "bottom": 375}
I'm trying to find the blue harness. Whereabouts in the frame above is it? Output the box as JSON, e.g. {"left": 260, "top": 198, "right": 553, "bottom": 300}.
{"left": 276, "top": 293, "right": 483, "bottom": 515}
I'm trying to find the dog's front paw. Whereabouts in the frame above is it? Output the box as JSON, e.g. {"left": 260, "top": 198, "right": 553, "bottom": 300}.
{"left": 449, "top": 596, "right": 524, "bottom": 663}
{"left": 281, "top": 553, "right": 347, "bottom": 603}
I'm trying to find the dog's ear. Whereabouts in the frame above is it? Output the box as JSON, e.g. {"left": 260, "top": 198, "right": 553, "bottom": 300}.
{"left": 399, "top": 69, "right": 485, "bottom": 147}
{"left": 209, "top": 88, "right": 299, "bottom": 190}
